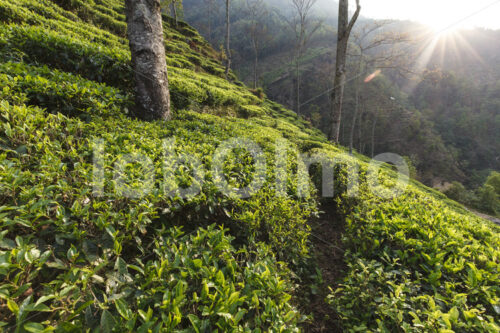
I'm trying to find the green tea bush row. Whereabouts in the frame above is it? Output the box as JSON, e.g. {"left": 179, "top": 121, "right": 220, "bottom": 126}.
{"left": 0, "top": 0, "right": 76, "bottom": 24}
{"left": 1, "top": 1, "right": 498, "bottom": 331}
{"left": 0, "top": 25, "right": 265, "bottom": 112}
{"left": 0, "top": 99, "right": 317, "bottom": 329}
{"left": 327, "top": 163, "right": 500, "bottom": 332}
{"left": 0, "top": 24, "right": 132, "bottom": 88}
{"left": 0, "top": 61, "right": 131, "bottom": 118}
{"left": 0, "top": 0, "right": 126, "bottom": 46}
{"left": 50, "top": 0, "right": 127, "bottom": 36}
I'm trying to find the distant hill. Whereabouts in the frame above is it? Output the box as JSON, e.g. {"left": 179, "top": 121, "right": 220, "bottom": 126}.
{"left": 183, "top": 1, "right": 500, "bottom": 187}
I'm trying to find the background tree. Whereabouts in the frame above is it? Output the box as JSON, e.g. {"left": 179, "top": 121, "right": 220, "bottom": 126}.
{"left": 244, "top": 0, "right": 271, "bottom": 89}
{"left": 181, "top": 2, "right": 499, "bottom": 187}
{"left": 202, "top": 0, "right": 218, "bottom": 43}
{"left": 170, "top": 0, "right": 182, "bottom": 26}
{"left": 347, "top": 21, "right": 410, "bottom": 154}
{"left": 161, "top": 0, "right": 183, "bottom": 27}
{"left": 125, "top": 0, "right": 171, "bottom": 120}
{"left": 288, "top": 0, "right": 320, "bottom": 115}
{"left": 225, "top": 0, "right": 232, "bottom": 79}
{"left": 329, "top": 0, "right": 360, "bottom": 142}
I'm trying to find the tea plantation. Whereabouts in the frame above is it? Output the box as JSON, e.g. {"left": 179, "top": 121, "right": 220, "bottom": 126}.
{"left": 0, "top": 0, "right": 498, "bottom": 332}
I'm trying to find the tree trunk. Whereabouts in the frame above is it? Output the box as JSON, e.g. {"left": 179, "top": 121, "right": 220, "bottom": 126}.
{"left": 329, "top": 0, "right": 360, "bottom": 142}
{"left": 171, "top": 1, "right": 178, "bottom": 27}
{"left": 225, "top": 0, "right": 231, "bottom": 79}
{"left": 253, "top": 52, "right": 258, "bottom": 89}
{"left": 296, "top": 52, "right": 301, "bottom": 115}
{"left": 125, "top": 0, "right": 171, "bottom": 121}
{"left": 349, "top": 79, "right": 360, "bottom": 155}
{"left": 349, "top": 58, "right": 362, "bottom": 155}
{"left": 208, "top": 1, "right": 212, "bottom": 42}
{"left": 371, "top": 113, "right": 377, "bottom": 158}
{"left": 252, "top": 37, "right": 258, "bottom": 89}
{"left": 358, "top": 107, "right": 364, "bottom": 152}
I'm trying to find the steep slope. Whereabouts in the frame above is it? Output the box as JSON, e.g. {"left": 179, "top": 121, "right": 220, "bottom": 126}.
{"left": 0, "top": 1, "right": 498, "bottom": 332}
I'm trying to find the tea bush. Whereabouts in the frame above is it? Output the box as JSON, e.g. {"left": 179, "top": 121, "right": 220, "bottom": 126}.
{"left": 326, "top": 158, "right": 500, "bottom": 332}
{"left": 0, "top": 0, "right": 498, "bottom": 331}
{"left": 0, "top": 61, "right": 131, "bottom": 118}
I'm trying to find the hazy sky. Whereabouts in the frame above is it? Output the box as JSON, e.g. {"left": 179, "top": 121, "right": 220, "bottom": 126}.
{"left": 361, "top": 0, "right": 500, "bottom": 30}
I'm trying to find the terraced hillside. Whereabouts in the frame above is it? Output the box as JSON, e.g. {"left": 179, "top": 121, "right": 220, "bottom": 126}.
{"left": 0, "top": 0, "right": 498, "bottom": 331}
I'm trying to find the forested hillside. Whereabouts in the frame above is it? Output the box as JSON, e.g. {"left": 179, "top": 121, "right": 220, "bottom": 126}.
{"left": 183, "top": 0, "right": 500, "bottom": 196}
{"left": 0, "top": 0, "right": 499, "bottom": 332}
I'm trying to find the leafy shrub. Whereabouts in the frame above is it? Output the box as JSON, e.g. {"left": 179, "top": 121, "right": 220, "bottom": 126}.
{"left": 444, "top": 181, "right": 471, "bottom": 204}
{"left": 328, "top": 174, "right": 500, "bottom": 332}
{"left": 51, "top": 0, "right": 127, "bottom": 36}
{"left": 484, "top": 171, "right": 500, "bottom": 196}
{"left": 0, "top": 99, "right": 314, "bottom": 330}
{"left": 0, "top": 1, "right": 499, "bottom": 332}
{"left": 0, "top": 24, "right": 132, "bottom": 87}
{"left": 0, "top": 61, "right": 131, "bottom": 118}
{"left": 476, "top": 184, "right": 500, "bottom": 216}
{"left": 443, "top": 172, "right": 500, "bottom": 216}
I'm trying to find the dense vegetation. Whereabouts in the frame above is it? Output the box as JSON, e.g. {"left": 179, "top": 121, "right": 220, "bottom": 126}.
{"left": 183, "top": 0, "right": 500, "bottom": 196}
{"left": 0, "top": 0, "right": 499, "bottom": 332}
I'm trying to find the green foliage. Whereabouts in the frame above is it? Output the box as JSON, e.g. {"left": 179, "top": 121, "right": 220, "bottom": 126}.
{"left": 0, "top": 24, "right": 132, "bottom": 87}
{"left": 443, "top": 172, "right": 500, "bottom": 217}
{"left": 0, "top": 0, "right": 498, "bottom": 332}
{"left": 444, "top": 181, "right": 472, "bottom": 205}
{"left": 0, "top": 95, "right": 314, "bottom": 329}
{"left": 0, "top": 61, "right": 131, "bottom": 118}
{"left": 476, "top": 185, "right": 500, "bottom": 216}
{"left": 485, "top": 171, "right": 500, "bottom": 196}
{"left": 327, "top": 171, "right": 500, "bottom": 332}
{"left": 478, "top": 171, "right": 500, "bottom": 215}
{"left": 51, "top": 0, "right": 127, "bottom": 36}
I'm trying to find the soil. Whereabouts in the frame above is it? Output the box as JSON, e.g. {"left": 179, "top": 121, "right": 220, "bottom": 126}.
{"left": 303, "top": 202, "right": 347, "bottom": 333}
{"left": 472, "top": 210, "right": 500, "bottom": 226}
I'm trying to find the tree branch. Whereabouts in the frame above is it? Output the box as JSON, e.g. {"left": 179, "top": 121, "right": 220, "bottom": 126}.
{"left": 346, "top": 0, "right": 361, "bottom": 37}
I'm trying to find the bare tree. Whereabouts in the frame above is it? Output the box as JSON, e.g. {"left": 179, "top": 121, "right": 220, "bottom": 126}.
{"left": 347, "top": 21, "right": 410, "bottom": 154}
{"left": 203, "top": 0, "right": 217, "bottom": 43}
{"left": 225, "top": 0, "right": 232, "bottom": 79}
{"left": 244, "top": 0, "right": 270, "bottom": 89}
{"left": 126, "top": 0, "right": 171, "bottom": 120}
{"left": 161, "top": 0, "right": 183, "bottom": 27}
{"left": 170, "top": 0, "right": 182, "bottom": 26}
{"left": 370, "top": 110, "right": 377, "bottom": 157}
{"left": 328, "top": 0, "right": 361, "bottom": 142}
{"left": 288, "top": 0, "right": 321, "bottom": 115}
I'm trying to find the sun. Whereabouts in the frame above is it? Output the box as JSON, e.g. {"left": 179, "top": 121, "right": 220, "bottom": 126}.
{"left": 363, "top": 0, "right": 500, "bottom": 32}
{"left": 419, "top": 13, "right": 465, "bottom": 36}
{"left": 426, "top": 21, "right": 460, "bottom": 36}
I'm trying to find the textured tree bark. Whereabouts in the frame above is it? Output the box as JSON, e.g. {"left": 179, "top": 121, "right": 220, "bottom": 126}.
{"left": 125, "top": 0, "right": 171, "bottom": 121}
{"left": 329, "top": 0, "right": 360, "bottom": 142}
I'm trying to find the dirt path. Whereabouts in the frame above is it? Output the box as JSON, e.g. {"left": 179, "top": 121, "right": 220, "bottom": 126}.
{"left": 303, "top": 203, "right": 347, "bottom": 333}
{"left": 472, "top": 211, "right": 500, "bottom": 225}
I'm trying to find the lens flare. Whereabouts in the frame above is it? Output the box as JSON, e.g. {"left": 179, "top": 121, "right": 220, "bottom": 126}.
{"left": 364, "top": 70, "right": 382, "bottom": 83}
